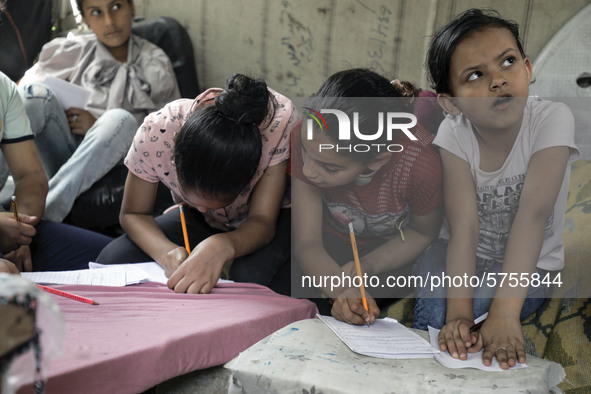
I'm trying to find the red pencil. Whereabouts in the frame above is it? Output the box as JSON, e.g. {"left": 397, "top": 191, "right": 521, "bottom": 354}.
{"left": 37, "top": 284, "right": 99, "bottom": 305}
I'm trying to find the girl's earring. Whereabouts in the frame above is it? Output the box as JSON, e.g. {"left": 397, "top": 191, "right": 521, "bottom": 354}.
{"left": 436, "top": 94, "right": 461, "bottom": 116}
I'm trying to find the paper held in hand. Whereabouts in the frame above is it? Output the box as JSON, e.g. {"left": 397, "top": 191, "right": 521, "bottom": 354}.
{"left": 43, "top": 76, "right": 91, "bottom": 110}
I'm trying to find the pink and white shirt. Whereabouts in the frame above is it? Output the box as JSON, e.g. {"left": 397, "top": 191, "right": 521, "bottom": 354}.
{"left": 125, "top": 88, "right": 297, "bottom": 231}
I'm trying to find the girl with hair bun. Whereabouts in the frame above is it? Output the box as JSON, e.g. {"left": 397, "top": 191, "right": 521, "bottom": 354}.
{"left": 97, "top": 74, "right": 297, "bottom": 295}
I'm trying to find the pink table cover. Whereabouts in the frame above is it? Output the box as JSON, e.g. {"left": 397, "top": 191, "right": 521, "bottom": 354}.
{"left": 18, "top": 282, "right": 317, "bottom": 394}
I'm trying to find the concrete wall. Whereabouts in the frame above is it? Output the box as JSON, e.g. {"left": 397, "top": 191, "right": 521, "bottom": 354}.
{"left": 132, "top": 0, "right": 591, "bottom": 98}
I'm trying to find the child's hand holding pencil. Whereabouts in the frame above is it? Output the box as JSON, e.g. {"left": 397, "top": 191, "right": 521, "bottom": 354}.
{"left": 157, "top": 203, "right": 191, "bottom": 278}
{"left": 331, "top": 222, "right": 381, "bottom": 326}
{"left": 0, "top": 197, "right": 37, "bottom": 271}
{"left": 0, "top": 211, "right": 36, "bottom": 250}
{"left": 160, "top": 247, "right": 189, "bottom": 278}
{"left": 330, "top": 289, "right": 380, "bottom": 326}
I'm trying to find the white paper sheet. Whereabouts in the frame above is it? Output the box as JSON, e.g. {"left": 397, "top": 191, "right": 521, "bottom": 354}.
{"left": 89, "top": 262, "right": 166, "bottom": 284}
{"left": 23, "top": 262, "right": 235, "bottom": 287}
{"left": 317, "top": 314, "right": 435, "bottom": 359}
{"left": 89, "top": 262, "right": 234, "bottom": 285}
{"left": 427, "top": 325, "right": 527, "bottom": 371}
{"left": 43, "top": 76, "right": 91, "bottom": 110}
{"left": 22, "top": 268, "right": 127, "bottom": 286}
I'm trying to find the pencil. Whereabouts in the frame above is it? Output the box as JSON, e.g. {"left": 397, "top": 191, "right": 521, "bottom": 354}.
{"left": 470, "top": 312, "right": 489, "bottom": 333}
{"left": 179, "top": 204, "right": 191, "bottom": 254}
{"left": 37, "top": 284, "right": 99, "bottom": 305}
{"left": 469, "top": 319, "right": 485, "bottom": 333}
{"left": 11, "top": 195, "right": 18, "bottom": 221}
{"left": 348, "top": 222, "right": 370, "bottom": 322}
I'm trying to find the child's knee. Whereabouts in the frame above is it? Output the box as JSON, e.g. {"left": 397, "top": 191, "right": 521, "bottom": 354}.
{"left": 101, "top": 108, "right": 137, "bottom": 130}
{"left": 91, "top": 109, "right": 138, "bottom": 145}
{"left": 19, "top": 83, "right": 58, "bottom": 109}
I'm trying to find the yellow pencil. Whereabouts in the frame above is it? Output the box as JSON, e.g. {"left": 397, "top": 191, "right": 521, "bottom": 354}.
{"left": 179, "top": 204, "right": 191, "bottom": 254}
{"left": 11, "top": 195, "right": 19, "bottom": 222}
{"left": 348, "top": 222, "right": 370, "bottom": 321}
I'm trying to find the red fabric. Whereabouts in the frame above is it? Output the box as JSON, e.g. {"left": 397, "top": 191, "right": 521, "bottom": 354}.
{"left": 18, "top": 282, "right": 317, "bottom": 394}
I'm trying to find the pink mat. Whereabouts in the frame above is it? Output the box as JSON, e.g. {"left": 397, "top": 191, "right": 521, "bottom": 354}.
{"left": 18, "top": 282, "right": 317, "bottom": 393}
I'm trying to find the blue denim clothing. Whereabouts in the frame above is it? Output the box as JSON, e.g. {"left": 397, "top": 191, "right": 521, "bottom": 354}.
{"left": 412, "top": 239, "right": 553, "bottom": 330}
{"left": 19, "top": 83, "right": 138, "bottom": 222}
{"left": 31, "top": 220, "right": 112, "bottom": 271}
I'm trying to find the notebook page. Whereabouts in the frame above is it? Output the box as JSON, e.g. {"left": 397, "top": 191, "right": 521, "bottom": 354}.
{"left": 317, "top": 314, "right": 435, "bottom": 359}
{"left": 22, "top": 269, "right": 126, "bottom": 286}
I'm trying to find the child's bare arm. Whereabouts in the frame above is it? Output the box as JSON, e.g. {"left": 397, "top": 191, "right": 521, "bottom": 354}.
{"left": 328, "top": 207, "right": 443, "bottom": 322}
{"left": 119, "top": 172, "right": 183, "bottom": 274}
{"left": 2, "top": 140, "right": 47, "bottom": 220}
{"left": 440, "top": 150, "right": 479, "bottom": 303}
{"left": 1, "top": 140, "right": 48, "bottom": 272}
{"left": 217, "top": 161, "right": 287, "bottom": 257}
{"left": 359, "top": 142, "right": 445, "bottom": 275}
{"left": 292, "top": 177, "right": 380, "bottom": 324}
{"left": 438, "top": 149, "right": 480, "bottom": 358}
{"left": 481, "top": 145, "right": 570, "bottom": 368}
{"left": 357, "top": 206, "right": 443, "bottom": 276}
{"left": 292, "top": 177, "right": 346, "bottom": 297}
